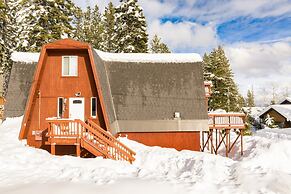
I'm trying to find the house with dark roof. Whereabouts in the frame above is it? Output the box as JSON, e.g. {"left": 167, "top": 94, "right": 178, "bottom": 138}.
{"left": 279, "top": 97, "right": 291, "bottom": 105}
{"left": 5, "top": 39, "right": 208, "bottom": 160}
{"left": 258, "top": 105, "right": 291, "bottom": 128}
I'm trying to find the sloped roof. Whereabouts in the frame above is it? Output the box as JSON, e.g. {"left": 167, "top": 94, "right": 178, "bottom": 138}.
{"left": 258, "top": 105, "right": 291, "bottom": 121}
{"left": 6, "top": 39, "right": 208, "bottom": 136}
{"left": 95, "top": 50, "right": 202, "bottom": 63}
{"left": 11, "top": 52, "right": 40, "bottom": 63}
{"left": 279, "top": 97, "right": 291, "bottom": 105}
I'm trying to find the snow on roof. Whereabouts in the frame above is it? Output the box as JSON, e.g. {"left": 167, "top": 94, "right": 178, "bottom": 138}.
{"left": 258, "top": 105, "right": 291, "bottom": 121}
{"left": 242, "top": 107, "right": 265, "bottom": 119}
{"left": 11, "top": 52, "right": 40, "bottom": 63}
{"left": 11, "top": 50, "right": 202, "bottom": 64}
{"left": 95, "top": 49, "right": 202, "bottom": 63}
{"left": 278, "top": 97, "right": 291, "bottom": 104}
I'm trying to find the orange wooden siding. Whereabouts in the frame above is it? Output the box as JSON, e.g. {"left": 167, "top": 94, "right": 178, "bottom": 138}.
{"left": 25, "top": 49, "right": 106, "bottom": 147}
{"left": 118, "top": 132, "right": 200, "bottom": 151}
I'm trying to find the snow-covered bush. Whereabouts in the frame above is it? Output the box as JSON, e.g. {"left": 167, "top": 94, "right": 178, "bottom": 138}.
{"left": 264, "top": 114, "right": 278, "bottom": 128}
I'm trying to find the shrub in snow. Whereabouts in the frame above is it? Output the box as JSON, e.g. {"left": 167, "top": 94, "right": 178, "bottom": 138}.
{"left": 264, "top": 114, "right": 278, "bottom": 128}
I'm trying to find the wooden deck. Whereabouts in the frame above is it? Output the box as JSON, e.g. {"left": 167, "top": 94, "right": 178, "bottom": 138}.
{"left": 45, "top": 118, "right": 136, "bottom": 163}
{"left": 201, "top": 113, "right": 246, "bottom": 157}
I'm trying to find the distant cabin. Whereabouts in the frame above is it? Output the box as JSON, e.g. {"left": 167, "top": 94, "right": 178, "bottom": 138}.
{"left": 258, "top": 105, "right": 291, "bottom": 128}
{"left": 5, "top": 39, "right": 208, "bottom": 157}
{"left": 279, "top": 97, "right": 291, "bottom": 105}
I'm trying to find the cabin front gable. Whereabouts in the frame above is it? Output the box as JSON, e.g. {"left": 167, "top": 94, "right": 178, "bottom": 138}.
{"left": 19, "top": 40, "right": 109, "bottom": 148}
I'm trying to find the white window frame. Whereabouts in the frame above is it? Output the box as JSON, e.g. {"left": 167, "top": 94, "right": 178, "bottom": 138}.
{"left": 62, "top": 56, "right": 78, "bottom": 76}
{"left": 91, "top": 97, "right": 97, "bottom": 118}
{"left": 57, "top": 97, "right": 64, "bottom": 118}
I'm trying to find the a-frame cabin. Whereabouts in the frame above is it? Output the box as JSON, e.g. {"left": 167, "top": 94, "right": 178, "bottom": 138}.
{"left": 6, "top": 39, "right": 210, "bottom": 162}
{"left": 19, "top": 39, "right": 135, "bottom": 162}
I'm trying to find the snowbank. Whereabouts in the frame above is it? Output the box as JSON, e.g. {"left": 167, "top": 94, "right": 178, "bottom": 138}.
{"left": 11, "top": 52, "right": 40, "bottom": 63}
{"left": 95, "top": 49, "right": 202, "bottom": 63}
{"left": 1, "top": 117, "right": 291, "bottom": 193}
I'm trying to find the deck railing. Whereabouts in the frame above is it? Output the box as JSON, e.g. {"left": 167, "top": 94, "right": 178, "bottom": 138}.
{"left": 208, "top": 113, "right": 246, "bottom": 129}
{"left": 86, "top": 119, "right": 136, "bottom": 161}
{"left": 201, "top": 113, "right": 246, "bottom": 157}
{"left": 47, "top": 119, "right": 82, "bottom": 138}
{"left": 46, "top": 118, "right": 135, "bottom": 163}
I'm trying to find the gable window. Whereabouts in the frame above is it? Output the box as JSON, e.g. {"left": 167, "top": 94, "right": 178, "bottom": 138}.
{"left": 62, "top": 56, "right": 78, "bottom": 76}
{"left": 91, "top": 97, "right": 97, "bottom": 118}
{"left": 57, "top": 97, "right": 64, "bottom": 118}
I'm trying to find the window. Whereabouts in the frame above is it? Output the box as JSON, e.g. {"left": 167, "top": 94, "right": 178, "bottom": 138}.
{"left": 62, "top": 56, "right": 78, "bottom": 76}
{"left": 57, "top": 97, "right": 64, "bottom": 118}
{"left": 73, "top": 100, "right": 82, "bottom": 104}
{"left": 91, "top": 97, "right": 97, "bottom": 118}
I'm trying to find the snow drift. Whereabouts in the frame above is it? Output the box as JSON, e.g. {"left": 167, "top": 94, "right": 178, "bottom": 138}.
{"left": 0, "top": 117, "right": 291, "bottom": 194}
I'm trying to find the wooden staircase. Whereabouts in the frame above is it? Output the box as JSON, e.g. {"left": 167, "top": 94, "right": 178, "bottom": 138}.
{"left": 46, "top": 118, "right": 136, "bottom": 163}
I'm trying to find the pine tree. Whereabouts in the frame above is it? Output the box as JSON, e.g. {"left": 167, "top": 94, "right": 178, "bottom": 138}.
{"left": 18, "top": 0, "right": 76, "bottom": 52}
{"left": 203, "top": 46, "right": 242, "bottom": 111}
{"left": 91, "top": 5, "right": 104, "bottom": 50}
{"left": 149, "top": 34, "right": 170, "bottom": 53}
{"left": 102, "top": 2, "right": 117, "bottom": 52}
{"left": 74, "top": 5, "right": 104, "bottom": 50}
{"left": 0, "top": 0, "right": 17, "bottom": 96}
{"left": 246, "top": 89, "right": 255, "bottom": 107}
{"left": 115, "top": 0, "right": 148, "bottom": 53}
{"left": 72, "top": 7, "right": 84, "bottom": 41}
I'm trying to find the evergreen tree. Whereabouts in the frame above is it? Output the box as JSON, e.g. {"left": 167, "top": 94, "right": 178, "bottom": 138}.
{"left": 72, "top": 7, "right": 84, "bottom": 41}
{"left": 149, "top": 34, "right": 170, "bottom": 53}
{"left": 74, "top": 5, "right": 104, "bottom": 50}
{"left": 18, "top": 0, "right": 76, "bottom": 52}
{"left": 246, "top": 89, "right": 255, "bottom": 107}
{"left": 91, "top": 5, "right": 104, "bottom": 49}
{"left": 102, "top": 2, "right": 117, "bottom": 52}
{"left": 115, "top": 0, "right": 148, "bottom": 53}
{"left": 0, "top": 0, "right": 17, "bottom": 96}
{"left": 203, "top": 46, "right": 242, "bottom": 111}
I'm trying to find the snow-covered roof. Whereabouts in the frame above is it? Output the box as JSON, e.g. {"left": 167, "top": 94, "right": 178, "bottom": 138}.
{"left": 11, "top": 50, "right": 202, "bottom": 64}
{"left": 95, "top": 49, "right": 202, "bottom": 63}
{"left": 11, "top": 52, "right": 40, "bottom": 63}
{"left": 278, "top": 97, "right": 291, "bottom": 104}
{"left": 258, "top": 105, "right": 291, "bottom": 121}
{"left": 242, "top": 107, "right": 265, "bottom": 119}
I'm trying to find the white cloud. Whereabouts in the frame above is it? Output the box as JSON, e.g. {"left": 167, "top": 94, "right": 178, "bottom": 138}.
{"left": 149, "top": 20, "right": 218, "bottom": 52}
{"left": 225, "top": 41, "right": 291, "bottom": 105}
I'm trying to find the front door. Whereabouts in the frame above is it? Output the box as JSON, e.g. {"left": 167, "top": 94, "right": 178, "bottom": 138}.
{"left": 69, "top": 98, "right": 85, "bottom": 121}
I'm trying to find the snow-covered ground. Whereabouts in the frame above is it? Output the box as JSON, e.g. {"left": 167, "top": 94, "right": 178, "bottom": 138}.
{"left": 1, "top": 117, "right": 291, "bottom": 194}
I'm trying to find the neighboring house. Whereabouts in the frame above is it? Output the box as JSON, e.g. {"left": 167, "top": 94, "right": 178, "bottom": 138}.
{"left": 279, "top": 97, "right": 291, "bottom": 105}
{"left": 5, "top": 39, "right": 208, "bottom": 158}
{"left": 258, "top": 105, "right": 291, "bottom": 128}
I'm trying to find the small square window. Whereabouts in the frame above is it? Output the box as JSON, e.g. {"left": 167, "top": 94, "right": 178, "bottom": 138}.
{"left": 62, "top": 56, "right": 78, "bottom": 76}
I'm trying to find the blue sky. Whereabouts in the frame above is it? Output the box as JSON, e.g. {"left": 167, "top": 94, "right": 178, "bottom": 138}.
{"left": 73, "top": 0, "right": 291, "bottom": 105}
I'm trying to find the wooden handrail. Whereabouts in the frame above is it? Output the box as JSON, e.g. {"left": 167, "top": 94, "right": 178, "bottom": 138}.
{"left": 87, "top": 119, "right": 136, "bottom": 156}
{"left": 208, "top": 113, "right": 246, "bottom": 130}
{"left": 46, "top": 118, "right": 135, "bottom": 163}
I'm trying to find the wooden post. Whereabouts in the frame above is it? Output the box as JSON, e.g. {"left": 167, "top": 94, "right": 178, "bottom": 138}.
{"left": 215, "top": 129, "right": 218, "bottom": 153}
{"left": 201, "top": 131, "right": 204, "bottom": 151}
{"left": 210, "top": 129, "right": 213, "bottom": 154}
{"left": 51, "top": 143, "right": 56, "bottom": 155}
{"left": 240, "top": 129, "right": 243, "bottom": 156}
{"left": 76, "top": 143, "right": 80, "bottom": 157}
{"left": 225, "top": 129, "right": 229, "bottom": 157}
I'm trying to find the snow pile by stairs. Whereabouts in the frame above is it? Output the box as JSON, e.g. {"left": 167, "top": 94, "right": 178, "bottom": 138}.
{"left": 1, "top": 117, "right": 291, "bottom": 194}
